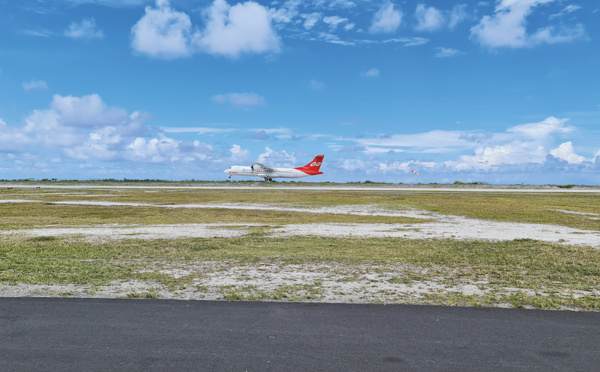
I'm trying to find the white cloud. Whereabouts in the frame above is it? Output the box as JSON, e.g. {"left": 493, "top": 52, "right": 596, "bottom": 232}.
{"left": 434, "top": 47, "right": 462, "bottom": 58}
{"left": 130, "top": 0, "right": 195, "bottom": 59}
{"left": 197, "top": 0, "right": 281, "bottom": 58}
{"left": 126, "top": 137, "right": 178, "bottom": 162}
{"left": 382, "top": 37, "right": 428, "bottom": 46}
{"left": 414, "top": 4, "right": 468, "bottom": 32}
{"left": 455, "top": 142, "right": 547, "bottom": 170}
{"left": 414, "top": 4, "right": 445, "bottom": 32}
{"left": 64, "top": 18, "right": 104, "bottom": 39}
{"left": 0, "top": 93, "right": 250, "bottom": 177}
{"left": 323, "top": 16, "right": 349, "bottom": 30}
{"left": 161, "top": 127, "right": 235, "bottom": 135}
{"left": 17, "top": 94, "right": 147, "bottom": 155}
{"left": 257, "top": 147, "right": 296, "bottom": 166}
{"left": 339, "top": 158, "right": 367, "bottom": 172}
{"left": 336, "top": 116, "right": 594, "bottom": 175}
{"left": 528, "top": 24, "right": 586, "bottom": 45}
{"left": 49, "top": 94, "right": 130, "bottom": 128}
{"left": 550, "top": 142, "right": 587, "bottom": 164}
{"left": 346, "top": 117, "right": 577, "bottom": 158}
{"left": 507, "top": 116, "right": 574, "bottom": 139}
{"left": 211, "top": 93, "right": 267, "bottom": 108}
{"left": 370, "top": 1, "right": 403, "bottom": 34}
{"left": 352, "top": 130, "right": 474, "bottom": 151}
{"left": 363, "top": 68, "right": 380, "bottom": 77}
{"left": 328, "top": 0, "right": 356, "bottom": 9}
{"left": 21, "top": 29, "right": 53, "bottom": 38}
{"left": 379, "top": 160, "right": 411, "bottom": 173}
{"left": 301, "top": 12, "right": 322, "bottom": 29}
{"left": 23, "top": 80, "right": 48, "bottom": 91}
{"left": 379, "top": 160, "right": 436, "bottom": 173}
{"left": 66, "top": 0, "right": 146, "bottom": 7}
{"left": 549, "top": 4, "right": 581, "bottom": 20}
{"left": 249, "top": 128, "right": 290, "bottom": 135}
{"left": 449, "top": 4, "right": 468, "bottom": 28}
{"left": 131, "top": 0, "right": 280, "bottom": 59}
{"left": 269, "top": 0, "right": 300, "bottom": 24}
{"left": 470, "top": 0, "right": 586, "bottom": 48}
{"left": 229, "top": 144, "right": 250, "bottom": 163}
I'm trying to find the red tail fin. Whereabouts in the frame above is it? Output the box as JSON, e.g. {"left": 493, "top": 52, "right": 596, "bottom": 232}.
{"left": 296, "top": 155, "right": 324, "bottom": 175}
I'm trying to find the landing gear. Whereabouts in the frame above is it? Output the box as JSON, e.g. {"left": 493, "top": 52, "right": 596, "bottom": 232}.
{"left": 264, "top": 177, "right": 274, "bottom": 182}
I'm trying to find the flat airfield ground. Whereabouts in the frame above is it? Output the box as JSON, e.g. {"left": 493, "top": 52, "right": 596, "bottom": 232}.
{"left": 1, "top": 182, "right": 599, "bottom": 311}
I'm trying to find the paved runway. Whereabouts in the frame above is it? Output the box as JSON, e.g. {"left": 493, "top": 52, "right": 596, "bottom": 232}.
{"left": 4, "top": 183, "right": 600, "bottom": 192}
{"left": 1, "top": 299, "right": 598, "bottom": 371}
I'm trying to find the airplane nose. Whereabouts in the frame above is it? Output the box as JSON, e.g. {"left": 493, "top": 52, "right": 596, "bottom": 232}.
{"left": 224, "top": 169, "right": 230, "bottom": 174}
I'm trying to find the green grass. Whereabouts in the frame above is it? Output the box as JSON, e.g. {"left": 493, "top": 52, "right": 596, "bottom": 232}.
{"left": 1, "top": 186, "right": 598, "bottom": 230}
{"left": 1, "top": 185, "right": 599, "bottom": 310}
{"left": 0, "top": 201, "right": 418, "bottom": 230}
{"left": 1, "top": 235, "right": 599, "bottom": 309}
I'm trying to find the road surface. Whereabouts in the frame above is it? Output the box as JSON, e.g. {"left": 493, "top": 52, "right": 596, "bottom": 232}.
{"left": 1, "top": 299, "right": 598, "bottom": 371}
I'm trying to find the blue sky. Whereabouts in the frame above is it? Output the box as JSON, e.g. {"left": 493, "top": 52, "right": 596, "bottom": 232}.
{"left": 1, "top": 0, "right": 599, "bottom": 184}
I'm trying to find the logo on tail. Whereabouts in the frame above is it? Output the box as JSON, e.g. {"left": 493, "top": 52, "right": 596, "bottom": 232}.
{"left": 296, "top": 155, "right": 324, "bottom": 175}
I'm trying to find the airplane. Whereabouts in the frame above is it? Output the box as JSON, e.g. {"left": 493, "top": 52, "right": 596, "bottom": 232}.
{"left": 225, "top": 155, "right": 324, "bottom": 181}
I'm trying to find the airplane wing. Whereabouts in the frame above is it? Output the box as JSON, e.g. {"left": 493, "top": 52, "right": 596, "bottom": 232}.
{"left": 252, "top": 162, "right": 273, "bottom": 171}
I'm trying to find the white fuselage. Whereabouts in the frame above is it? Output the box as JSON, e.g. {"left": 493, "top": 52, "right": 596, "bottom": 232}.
{"left": 224, "top": 166, "right": 310, "bottom": 180}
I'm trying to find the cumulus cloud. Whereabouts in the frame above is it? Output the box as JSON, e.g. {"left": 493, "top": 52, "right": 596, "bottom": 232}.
{"left": 414, "top": 4, "right": 445, "bottom": 32}
{"left": 23, "top": 80, "right": 48, "bottom": 91}
{"left": 339, "top": 158, "right": 367, "bottom": 172}
{"left": 125, "top": 136, "right": 211, "bottom": 163}
{"left": 454, "top": 142, "right": 547, "bottom": 171}
{"left": 211, "top": 93, "right": 266, "bottom": 108}
{"left": 65, "top": 18, "right": 104, "bottom": 39}
{"left": 257, "top": 147, "right": 296, "bottom": 167}
{"left": 470, "top": 0, "right": 586, "bottom": 48}
{"left": 335, "top": 116, "right": 595, "bottom": 176}
{"left": 414, "top": 4, "right": 468, "bottom": 32}
{"left": 197, "top": 0, "right": 281, "bottom": 58}
{"left": 550, "top": 142, "right": 587, "bottom": 164}
{"left": 370, "top": 1, "right": 403, "bottom": 33}
{"left": 131, "top": 0, "right": 280, "bottom": 59}
{"left": 1, "top": 93, "right": 225, "bottom": 170}
{"left": 229, "top": 144, "right": 250, "bottom": 163}
{"left": 379, "top": 160, "right": 436, "bottom": 173}
{"left": 130, "top": 0, "right": 196, "bottom": 59}
{"left": 49, "top": 94, "right": 130, "bottom": 128}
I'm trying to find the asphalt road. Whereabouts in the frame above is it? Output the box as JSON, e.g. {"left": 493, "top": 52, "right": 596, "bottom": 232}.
{"left": 1, "top": 299, "right": 598, "bottom": 371}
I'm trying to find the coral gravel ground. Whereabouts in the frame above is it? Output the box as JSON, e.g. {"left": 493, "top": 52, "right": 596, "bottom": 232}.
{"left": 1, "top": 184, "right": 599, "bottom": 310}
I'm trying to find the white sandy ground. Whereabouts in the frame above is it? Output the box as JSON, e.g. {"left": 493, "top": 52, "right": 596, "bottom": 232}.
{"left": 1, "top": 200, "right": 599, "bottom": 307}
{"left": 2, "top": 201, "right": 598, "bottom": 248}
